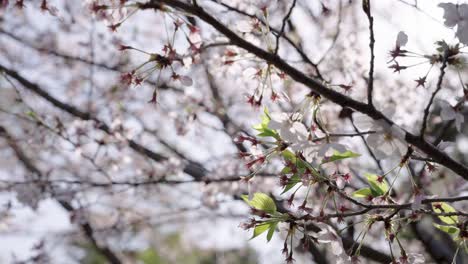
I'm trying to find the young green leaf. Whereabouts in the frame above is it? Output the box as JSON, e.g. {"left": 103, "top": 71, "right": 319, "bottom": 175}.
{"left": 365, "top": 173, "right": 389, "bottom": 196}
{"left": 266, "top": 222, "right": 278, "bottom": 242}
{"left": 242, "top": 193, "right": 277, "bottom": 214}
{"left": 251, "top": 223, "right": 271, "bottom": 239}
{"left": 280, "top": 175, "right": 301, "bottom": 194}
{"left": 352, "top": 188, "right": 372, "bottom": 198}
{"left": 253, "top": 107, "right": 271, "bottom": 131}
{"left": 137, "top": 248, "right": 162, "bottom": 264}
{"left": 257, "top": 128, "right": 279, "bottom": 139}
{"left": 322, "top": 150, "right": 360, "bottom": 164}
{"left": 432, "top": 202, "right": 459, "bottom": 225}
{"left": 282, "top": 150, "right": 297, "bottom": 163}
{"left": 433, "top": 223, "right": 459, "bottom": 236}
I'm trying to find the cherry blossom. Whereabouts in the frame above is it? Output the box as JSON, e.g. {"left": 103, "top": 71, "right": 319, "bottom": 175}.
{"left": 439, "top": 3, "right": 468, "bottom": 44}
{"left": 439, "top": 100, "right": 464, "bottom": 132}
{"left": 396, "top": 31, "right": 408, "bottom": 48}
{"left": 396, "top": 252, "right": 425, "bottom": 264}
{"left": 310, "top": 223, "right": 345, "bottom": 256}
{"left": 366, "top": 120, "right": 407, "bottom": 159}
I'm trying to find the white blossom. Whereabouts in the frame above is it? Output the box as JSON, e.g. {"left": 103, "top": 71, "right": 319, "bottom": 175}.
{"left": 317, "top": 142, "right": 347, "bottom": 157}
{"left": 236, "top": 20, "right": 253, "bottom": 33}
{"left": 269, "top": 112, "right": 307, "bottom": 144}
{"left": 396, "top": 31, "right": 408, "bottom": 47}
{"left": 179, "top": 75, "right": 193, "bottom": 87}
{"left": 439, "top": 100, "right": 464, "bottom": 132}
{"left": 397, "top": 252, "right": 425, "bottom": 264}
{"left": 437, "top": 140, "right": 455, "bottom": 152}
{"left": 310, "top": 223, "right": 345, "bottom": 256}
{"left": 367, "top": 120, "right": 406, "bottom": 159}
{"left": 411, "top": 193, "right": 424, "bottom": 211}
{"left": 439, "top": 3, "right": 468, "bottom": 44}
{"left": 14, "top": 183, "right": 43, "bottom": 210}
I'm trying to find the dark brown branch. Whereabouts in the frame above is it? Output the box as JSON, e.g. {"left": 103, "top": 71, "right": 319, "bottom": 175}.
{"left": 362, "top": 0, "right": 375, "bottom": 106}
{"left": 0, "top": 64, "right": 208, "bottom": 180}
{"left": 420, "top": 51, "right": 449, "bottom": 137}
{"left": 140, "top": 0, "right": 468, "bottom": 180}
{"left": 206, "top": 0, "right": 323, "bottom": 79}
{"left": 58, "top": 201, "right": 123, "bottom": 264}
{"left": 274, "top": 0, "right": 297, "bottom": 55}
{"left": 350, "top": 117, "right": 383, "bottom": 172}
{"left": 274, "top": 197, "right": 392, "bottom": 263}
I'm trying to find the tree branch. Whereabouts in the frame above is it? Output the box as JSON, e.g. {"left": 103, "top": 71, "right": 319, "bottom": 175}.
{"left": 420, "top": 51, "right": 449, "bottom": 137}
{"left": 139, "top": 0, "right": 468, "bottom": 180}
{"left": 0, "top": 64, "right": 208, "bottom": 180}
{"left": 362, "top": 0, "right": 375, "bottom": 106}
{"left": 274, "top": 0, "right": 297, "bottom": 55}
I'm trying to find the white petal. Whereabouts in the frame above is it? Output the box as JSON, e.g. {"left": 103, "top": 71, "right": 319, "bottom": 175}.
{"left": 336, "top": 177, "right": 346, "bottom": 189}
{"left": 317, "top": 144, "right": 331, "bottom": 157}
{"left": 331, "top": 241, "right": 344, "bottom": 256}
{"left": 236, "top": 20, "right": 253, "bottom": 32}
{"left": 242, "top": 67, "right": 257, "bottom": 78}
{"left": 459, "top": 4, "right": 468, "bottom": 19}
{"left": 439, "top": 3, "right": 460, "bottom": 27}
{"left": 332, "top": 143, "right": 347, "bottom": 153}
{"left": 411, "top": 194, "right": 424, "bottom": 210}
{"left": 390, "top": 125, "right": 406, "bottom": 141}
{"left": 269, "top": 113, "right": 288, "bottom": 130}
{"left": 441, "top": 106, "right": 456, "bottom": 121}
{"left": 438, "top": 140, "right": 454, "bottom": 151}
{"left": 291, "top": 122, "right": 309, "bottom": 139}
{"left": 281, "top": 125, "right": 297, "bottom": 143}
{"left": 380, "top": 139, "right": 395, "bottom": 155}
{"left": 396, "top": 31, "right": 408, "bottom": 47}
{"left": 409, "top": 253, "right": 425, "bottom": 264}
{"left": 456, "top": 20, "right": 468, "bottom": 45}
{"left": 455, "top": 113, "right": 464, "bottom": 132}
{"left": 366, "top": 134, "right": 381, "bottom": 149}
{"left": 179, "top": 75, "right": 193, "bottom": 86}
{"left": 182, "top": 57, "right": 193, "bottom": 68}
{"left": 189, "top": 32, "right": 202, "bottom": 44}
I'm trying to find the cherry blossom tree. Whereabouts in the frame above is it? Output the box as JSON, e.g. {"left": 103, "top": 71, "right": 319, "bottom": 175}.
{"left": 0, "top": 0, "right": 467, "bottom": 263}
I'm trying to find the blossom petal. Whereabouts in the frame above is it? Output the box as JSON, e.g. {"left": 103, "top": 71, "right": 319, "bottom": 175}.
{"left": 455, "top": 113, "right": 464, "bottom": 132}
{"left": 179, "top": 75, "right": 193, "bottom": 86}
{"left": 456, "top": 20, "right": 468, "bottom": 45}
{"left": 439, "top": 3, "right": 460, "bottom": 27}
{"left": 396, "top": 31, "right": 408, "bottom": 47}
{"left": 236, "top": 20, "right": 253, "bottom": 32}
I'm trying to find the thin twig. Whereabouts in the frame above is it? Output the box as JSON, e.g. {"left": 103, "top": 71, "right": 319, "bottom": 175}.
{"left": 274, "top": 0, "right": 297, "bottom": 55}
{"left": 420, "top": 51, "right": 449, "bottom": 137}
{"left": 362, "top": 0, "right": 375, "bottom": 107}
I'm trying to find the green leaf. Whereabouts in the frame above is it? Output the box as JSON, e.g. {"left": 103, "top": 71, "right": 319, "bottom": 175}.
{"left": 137, "top": 248, "right": 162, "bottom": 264}
{"left": 352, "top": 188, "right": 372, "bottom": 198}
{"left": 267, "top": 222, "right": 278, "bottom": 242}
{"left": 242, "top": 193, "right": 277, "bottom": 214}
{"left": 282, "top": 150, "right": 320, "bottom": 179}
{"left": 433, "top": 223, "right": 459, "bottom": 237}
{"left": 26, "top": 110, "right": 37, "bottom": 119}
{"left": 365, "top": 173, "right": 389, "bottom": 196}
{"left": 253, "top": 107, "right": 271, "bottom": 131}
{"left": 432, "top": 202, "right": 459, "bottom": 225}
{"left": 322, "top": 150, "right": 360, "bottom": 164}
{"left": 257, "top": 128, "right": 279, "bottom": 139}
{"left": 280, "top": 175, "right": 301, "bottom": 194}
{"left": 281, "top": 166, "right": 291, "bottom": 174}
{"left": 251, "top": 223, "right": 271, "bottom": 239}
{"left": 282, "top": 150, "right": 297, "bottom": 163}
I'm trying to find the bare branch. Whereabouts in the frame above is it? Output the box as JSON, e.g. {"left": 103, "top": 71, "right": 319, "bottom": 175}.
{"left": 139, "top": 0, "right": 468, "bottom": 180}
